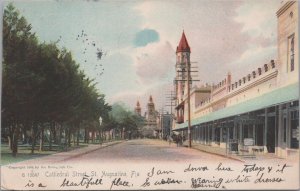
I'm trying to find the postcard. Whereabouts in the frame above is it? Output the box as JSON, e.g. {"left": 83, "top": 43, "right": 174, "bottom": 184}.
{"left": 1, "top": 0, "right": 299, "bottom": 190}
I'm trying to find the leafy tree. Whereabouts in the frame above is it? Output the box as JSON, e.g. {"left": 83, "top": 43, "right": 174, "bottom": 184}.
{"left": 2, "top": 3, "right": 111, "bottom": 156}
{"left": 104, "top": 102, "right": 144, "bottom": 140}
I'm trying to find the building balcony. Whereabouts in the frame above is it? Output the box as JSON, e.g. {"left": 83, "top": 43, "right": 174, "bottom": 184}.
{"left": 177, "top": 116, "right": 184, "bottom": 124}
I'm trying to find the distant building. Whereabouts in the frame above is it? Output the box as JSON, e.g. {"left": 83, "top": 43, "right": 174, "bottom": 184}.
{"left": 159, "top": 113, "right": 173, "bottom": 139}
{"left": 145, "top": 95, "right": 158, "bottom": 126}
{"left": 134, "top": 101, "right": 141, "bottom": 116}
{"left": 173, "top": 1, "right": 299, "bottom": 159}
{"left": 136, "top": 96, "right": 160, "bottom": 138}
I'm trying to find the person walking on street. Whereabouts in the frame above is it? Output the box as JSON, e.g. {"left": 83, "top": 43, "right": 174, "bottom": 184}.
{"left": 175, "top": 136, "right": 179, "bottom": 147}
{"left": 178, "top": 134, "right": 182, "bottom": 147}
{"left": 168, "top": 135, "right": 172, "bottom": 146}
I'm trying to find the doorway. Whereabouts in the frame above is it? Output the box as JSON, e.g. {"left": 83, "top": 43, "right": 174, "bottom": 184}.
{"left": 267, "top": 116, "right": 276, "bottom": 153}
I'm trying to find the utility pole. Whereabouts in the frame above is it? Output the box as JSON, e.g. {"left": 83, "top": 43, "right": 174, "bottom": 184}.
{"left": 159, "top": 107, "right": 164, "bottom": 138}
{"left": 165, "top": 91, "right": 176, "bottom": 136}
{"left": 174, "top": 62, "right": 199, "bottom": 148}
{"left": 187, "top": 62, "right": 192, "bottom": 148}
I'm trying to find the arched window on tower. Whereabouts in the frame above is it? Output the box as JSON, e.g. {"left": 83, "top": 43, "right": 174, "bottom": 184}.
{"left": 182, "top": 68, "right": 186, "bottom": 79}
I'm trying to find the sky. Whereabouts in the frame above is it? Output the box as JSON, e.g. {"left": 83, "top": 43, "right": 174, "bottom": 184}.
{"left": 6, "top": 0, "right": 283, "bottom": 113}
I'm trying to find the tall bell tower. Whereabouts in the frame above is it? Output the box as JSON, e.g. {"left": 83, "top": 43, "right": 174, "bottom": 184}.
{"left": 175, "top": 31, "right": 191, "bottom": 104}
{"left": 147, "top": 95, "right": 156, "bottom": 125}
{"left": 174, "top": 31, "right": 191, "bottom": 124}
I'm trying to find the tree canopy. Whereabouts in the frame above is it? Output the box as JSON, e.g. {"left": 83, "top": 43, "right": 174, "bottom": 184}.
{"left": 101, "top": 102, "right": 145, "bottom": 139}
{"left": 2, "top": 3, "right": 111, "bottom": 155}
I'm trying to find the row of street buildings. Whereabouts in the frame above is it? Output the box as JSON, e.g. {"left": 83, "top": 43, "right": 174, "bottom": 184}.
{"left": 133, "top": 1, "right": 299, "bottom": 159}
{"left": 173, "top": 1, "right": 299, "bottom": 159}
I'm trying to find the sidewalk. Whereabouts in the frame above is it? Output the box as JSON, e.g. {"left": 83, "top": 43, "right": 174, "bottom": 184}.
{"left": 8, "top": 140, "right": 123, "bottom": 165}
{"left": 188, "top": 142, "right": 294, "bottom": 163}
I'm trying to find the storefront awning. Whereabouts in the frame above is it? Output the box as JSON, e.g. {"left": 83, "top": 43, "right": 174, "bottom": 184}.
{"left": 173, "top": 83, "right": 299, "bottom": 131}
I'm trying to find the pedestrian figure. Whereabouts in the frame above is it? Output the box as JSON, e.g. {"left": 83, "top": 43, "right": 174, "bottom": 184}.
{"left": 178, "top": 135, "right": 182, "bottom": 146}
{"left": 176, "top": 136, "right": 179, "bottom": 147}
{"left": 168, "top": 135, "right": 172, "bottom": 146}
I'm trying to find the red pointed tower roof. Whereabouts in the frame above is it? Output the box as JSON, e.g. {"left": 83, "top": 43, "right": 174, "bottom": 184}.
{"left": 176, "top": 31, "right": 191, "bottom": 53}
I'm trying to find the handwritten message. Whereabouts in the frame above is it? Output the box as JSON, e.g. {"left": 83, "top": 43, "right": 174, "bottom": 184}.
{"left": 1, "top": 162, "right": 297, "bottom": 190}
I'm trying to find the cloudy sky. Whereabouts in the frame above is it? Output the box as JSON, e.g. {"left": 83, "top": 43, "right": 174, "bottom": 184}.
{"left": 8, "top": 0, "right": 282, "bottom": 113}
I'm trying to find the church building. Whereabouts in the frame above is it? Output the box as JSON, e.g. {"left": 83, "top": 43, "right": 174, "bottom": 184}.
{"left": 135, "top": 96, "right": 160, "bottom": 138}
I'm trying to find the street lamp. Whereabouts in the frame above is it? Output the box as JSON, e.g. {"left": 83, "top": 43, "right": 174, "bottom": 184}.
{"left": 99, "top": 116, "right": 103, "bottom": 143}
{"left": 99, "top": 116, "right": 102, "bottom": 126}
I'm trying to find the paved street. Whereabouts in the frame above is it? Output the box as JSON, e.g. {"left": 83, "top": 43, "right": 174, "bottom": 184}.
{"left": 9, "top": 139, "right": 296, "bottom": 165}
{"left": 63, "top": 139, "right": 236, "bottom": 163}
{"left": 2, "top": 139, "right": 298, "bottom": 191}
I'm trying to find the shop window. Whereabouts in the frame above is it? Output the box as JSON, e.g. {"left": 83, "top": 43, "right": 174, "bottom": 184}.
{"left": 252, "top": 71, "right": 256, "bottom": 78}
{"left": 255, "top": 124, "right": 264, "bottom": 146}
{"left": 248, "top": 126, "right": 253, "bottom": 138}
{"left": 290, "top": 110, "right": 299, "bottom": 148}
{"left": 244, "top": 125, "right": 248, "bottom": 138}
{"left": 290, "top": 101, "right": 299, "bottom": 107}
{"left": 215, "top": 128, "right": 220, "bottom": 144}
{"left": 268, "top": 106, "right": 275, "bottom": 113}
{"left": 229, "top": 127, "right": 233, "bottom": 139}
{"left": 222, "top": 127, "right": 227, "bottom": 142}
